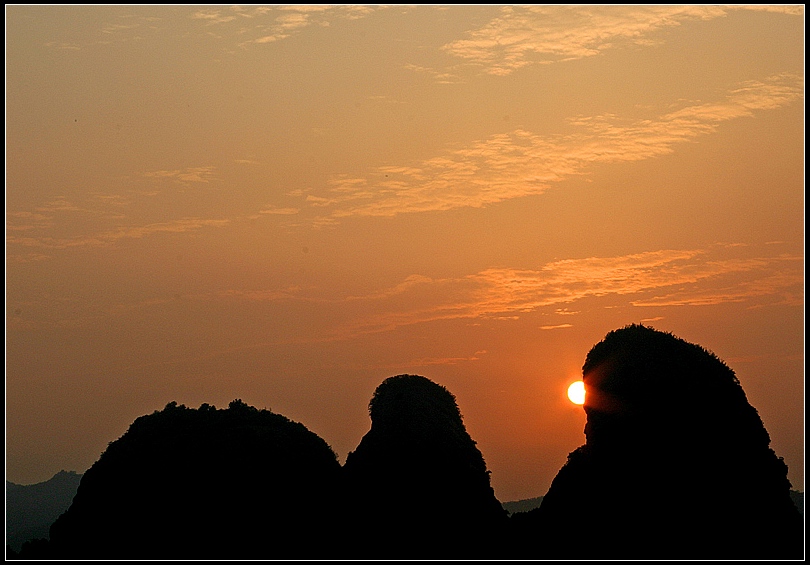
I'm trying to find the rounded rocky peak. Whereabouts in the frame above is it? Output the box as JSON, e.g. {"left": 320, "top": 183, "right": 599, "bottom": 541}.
{"left": 368, "top": 374, "right": 463, "bottom": 427}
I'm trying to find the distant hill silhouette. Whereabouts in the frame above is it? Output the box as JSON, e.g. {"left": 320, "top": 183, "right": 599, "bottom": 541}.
{"left": 502, "top": 495, "right": 544, "bottom": 515}
{"left": 516, "top": 324, "right": 804, "bottom": 559}
{"left": 43, "top": 400, "right": 344, "bottom": 559}
{"left": 789, "top": 489, "right": 804, "bottom": 515}
{"left": 5, "top": 471, "right": 82, "bottom": 553}
{"left": 342, "top": 374, "right": 508, "bottom": 558}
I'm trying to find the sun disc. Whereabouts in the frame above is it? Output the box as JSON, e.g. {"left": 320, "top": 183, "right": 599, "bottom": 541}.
{"left": 567, "top": 380, "right": 586, "bottom": 405}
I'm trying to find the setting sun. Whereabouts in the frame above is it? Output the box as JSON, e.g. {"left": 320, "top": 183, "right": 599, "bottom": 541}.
{"left": 567, "top": 381, "right": 586, "bottom": 405}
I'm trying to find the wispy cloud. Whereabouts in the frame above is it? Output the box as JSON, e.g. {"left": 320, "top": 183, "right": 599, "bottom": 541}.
{"left": 631, "top": 270, "right": 804, "bottom": 307}
{"left": 37, "top": 198, "right": 85, "bottom": 213}
{"left": 215, "top": 287, "right": 302, "bottom": 302}
{"left": 325, "top": 245, "right": 803, "bottom": 338}
{"left": 43, "top": 13, "right": 164, "bottom": 50}
{"left": 41, "top": 6, "right": 378, "bottom": 52}
{"left": 7, "top": 161, "right": 228, "bottom": 259}
{"left": 372, "top": 350, "right": 489, "bottom": 370}
{"left": 5, "top": 252, "right": 53, "bottom": 264}
{"left": 6, "top": 161, "right": 238, "bottom": 261}
{"left": 6, "top": 211, "right": 54, "bottom": 232}
{"left": 144, "top": 166, "right": 218, "bottom": 184}
{"left": 191, "top": 9, "right": 238, "bottom": 25}
{"left": 258, "top": 207, "right": 300, "bottom": 216}
{"left": 7, "top": 217, "right": 230, "bottom": 252}
{"left": 200, "top": 5, "right": 380, "bottom": 47}
{"left": 42, "top": 41, "right": 82, "bottom": 51}
{"left": 98, "top": 245, "right": 796, "bottom": 337}
{"left": 403, "top": 63, "right": 465, "bottom": 85}
{"left": 299, "top": 73, "right": 802, "bottom": 222}
{"left": 13, "top": 243, "right": 799, "bottom": 340}
{"left": 441, "top": 5, "right": 803, "bottom": 75}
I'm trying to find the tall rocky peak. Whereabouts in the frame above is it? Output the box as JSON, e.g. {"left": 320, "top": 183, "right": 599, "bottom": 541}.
{"left": 522, "top": 324, "right": 803, "bottom": 559}
{"left": 343, "top": 374, "right": 507, "bottom": 558}
{"left": 47, "top": 400, "right": 343, "bottom": 559}
{"left": 580, "top": 323, "right": 768, "bottom": 452}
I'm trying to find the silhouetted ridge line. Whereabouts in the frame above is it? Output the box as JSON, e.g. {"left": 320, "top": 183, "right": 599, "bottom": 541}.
{"left": 7, "top": 335, "right": 802, "bottom": 560}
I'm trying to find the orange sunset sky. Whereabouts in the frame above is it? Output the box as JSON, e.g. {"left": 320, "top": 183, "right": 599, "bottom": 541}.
{"left": 5, "top": 5, "right": 804, "bottom": 502}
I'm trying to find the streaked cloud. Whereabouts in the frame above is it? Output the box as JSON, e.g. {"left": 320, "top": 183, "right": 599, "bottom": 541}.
{"left": 302, "top": 72, "right": 802, "bottom": 222}
{"left": 442, "top": 5, "right": 803, "bottom": 75}
{"left": 5, "top": 160, "right": 273, "bottom": 259}
{"left": 42, "top": 41, "right": 81, "bottom": 51}
{"left": 42, "top": 13, "right": 164, "bottom": 50}
{"left": 327, "top": 245, "right": 803, "bottom": 338}
{"left": 631, "top": 270, "right": 804, "bottom": 307}
{"left": 86, "top": 244, "right": 798, "bottom": 343}
{"left": 37, "top": 198, "right": 84, "bottom": 213}
{"left": 102, "top": 22, "right": 145, "bottom": 35}
{"left": 212, "top": 5, "right": 380, "bottom": 47}
{"left": 215, "top": 287, "right": 303, "bottom": 302}
{"left": 258, "top": 207, "right": 300, "bottom": 216}
{"left": 6, "top": 211, "right": 54, "bottom": 232}
{"left": 374, "top": 350, "right": 489, "bottom": 369}
{"left": 191, "top": 9, "right": 238, "bottom": 25}
{"left": 7, "top": 196, "right": 122, "bottom": 243}
{"left": 40, "top": 6, "right": 378, "bottom": 52}
{"left": 7, "top": 217, "right": 230, "bottom": 252}
{"left": 6, "top": 165, "right": 230, "bottom": 260}
{"left": 144, "top": 166, "right": 218, "bottom": 184}
{"left": 6, "top": 252, "right": 53, "bottom": 265}
{"left": 403, "top": 63, "right": 465, "bottom": 85}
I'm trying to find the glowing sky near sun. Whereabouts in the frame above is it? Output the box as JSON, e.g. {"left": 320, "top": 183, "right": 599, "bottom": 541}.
{"left": 5, "top": 5, "right": 804, "bottom": 501}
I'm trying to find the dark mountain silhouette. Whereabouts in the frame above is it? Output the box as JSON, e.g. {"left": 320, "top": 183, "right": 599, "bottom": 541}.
{"left": 7, "top": 472, "right": 802, "bottom": 560}
{"left": 7, "top": 472, "right": 802, "bottom": 559}
{"left": 505, "top": 490, "right": 804, "bottom": 519}
{"left": 5, "top": 470, "right": 82, "bottom": 553}
{"left": 342, "top": 374, "right": 508, "bottom": 559}
{"left": 6, "top": 356, "right": 803, "bottom": 560}
{"left": 502, "top": 495, "right": 544, "bottom": 515}
{"left": 41, "top": 400, "right": 344, "bottom": 559}
{"left": 789, "top": 489, "right": 804, "bottom": 515}
{"left": 514, "top": 324, "right": 804, "bottom": 559}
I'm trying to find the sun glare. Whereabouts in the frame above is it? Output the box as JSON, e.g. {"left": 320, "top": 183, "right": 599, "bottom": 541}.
{"left": 567, "top": 380, "right": 586, "bottom": 405}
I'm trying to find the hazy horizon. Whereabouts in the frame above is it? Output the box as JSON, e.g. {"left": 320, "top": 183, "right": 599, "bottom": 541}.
{"left": 5, "top": 5, "right": 804, "bottom": 501}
